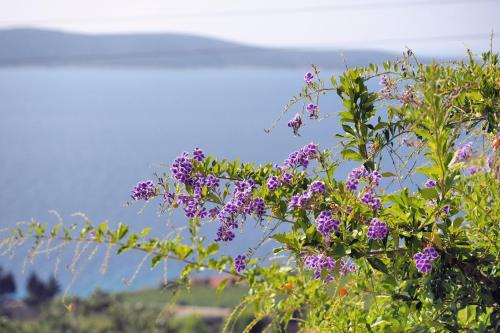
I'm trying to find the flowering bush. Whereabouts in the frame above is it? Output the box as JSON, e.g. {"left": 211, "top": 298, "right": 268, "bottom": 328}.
{"left": 2, "top": 50, "right": 499, "bottom": 332}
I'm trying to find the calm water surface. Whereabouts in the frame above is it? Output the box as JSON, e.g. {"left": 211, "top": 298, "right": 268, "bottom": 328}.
{"left": 0, "top": 68, "right": 349, "bottom": 295}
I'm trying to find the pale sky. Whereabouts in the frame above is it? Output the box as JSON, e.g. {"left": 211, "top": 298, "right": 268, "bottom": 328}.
{"left": 0, "top": 0, "right": 499, "bottom": 56}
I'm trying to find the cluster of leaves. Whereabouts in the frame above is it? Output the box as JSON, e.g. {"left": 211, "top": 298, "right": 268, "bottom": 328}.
{"left": 1, "top": 50, "right": 499, "bottom": 332}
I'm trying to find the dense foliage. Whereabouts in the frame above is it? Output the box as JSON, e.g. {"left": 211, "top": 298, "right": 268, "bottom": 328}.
{"left": 2, "top": 49, "right": 499, "bottom": 332}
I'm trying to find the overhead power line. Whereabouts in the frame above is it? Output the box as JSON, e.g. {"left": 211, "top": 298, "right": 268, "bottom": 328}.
{"left": 0, "top": 0, "right": 497, "bottom": 25}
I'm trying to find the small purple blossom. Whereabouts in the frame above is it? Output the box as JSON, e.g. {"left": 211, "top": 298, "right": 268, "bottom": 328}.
{"left": 441, "top": 205, "right": 450, "bottom": 214}
{"left": 400, "top": 90, "right": 416, "bottom": 106}
{"left": 250, "top": 197, "right": 265, "bottom": 217}
{"left": 315, "top": 210, "right": 339, "bottom": 239}
{"left": 361, "top": 190, "right": 381, "bottom": 211}
{"left": 348, "top": 166, "right": 369, "bottom": 180}
{"left": 306, "top": 103, "right": 319, "bottom": 119}
{"left": 425, "top": 179, "right": 436, "bottom": 188}
{"left": 171, "top": 152, "right": 193, "bottom": 185}
{"left": 281, "top": 172, "right": 293, "bottom": 185}
{"left": 368, "top": 171, "right": 382, "bottom": 186}
{"left": 267, "top": 176, "right": 280, "bottom": 191}
{"left": 234, "top": 255, "right": 247, "bottom": 272}
{"left": 309, "top": 180, "right": 326, "bottom": 194}
{"left": 379, "top": 75, "right": 390, "bottom": 87}
{"left": 367, "top": 218, "right": 388, "bottom": 240}
{"left": 456, "top": 142, "right": 473, "bottom": 162}
{"left": 464, "top": 166, "right": 480, "bottom": 176}
{"left": 304, "top": 72, "right": 314, "bottom": 85}
{"left": 131, "top": 180, "right": 155, "bottom": 200}
{"left": 345, "top": 177, "right": 359, "bottom": 191}
{"left": 287, "top": 114, "right": 303, "bottom": 136}
{"left": 208, "top": 207, "right": 219, "bottom": 219}
{"left": 192, "top": 147, "right": 205, "bottom": 162}
{"left": 413, "top": 247, "right": 439, "bottom": 274}
{"left": 304, "top": 253, "right": 336, "bottom": 282}
{"left": 284, "top": 143, "right": 319, "bottom": 169}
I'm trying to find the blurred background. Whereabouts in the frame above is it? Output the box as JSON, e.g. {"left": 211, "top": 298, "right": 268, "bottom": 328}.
{"left": 0, "top": 0, "right": 498, "bottom": 331}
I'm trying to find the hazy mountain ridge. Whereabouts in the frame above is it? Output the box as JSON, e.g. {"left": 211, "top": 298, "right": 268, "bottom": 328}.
{"left": 0, "top": 28, "right": 401, "bottom": 68}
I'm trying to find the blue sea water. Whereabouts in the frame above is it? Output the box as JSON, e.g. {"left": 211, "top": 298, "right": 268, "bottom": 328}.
{"left": 0, "top": 67, "right": 353, "bottom": 296}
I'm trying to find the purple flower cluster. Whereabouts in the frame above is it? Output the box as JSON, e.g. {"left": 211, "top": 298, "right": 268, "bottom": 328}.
{"left": 345, "top": 166, "right": 369, "bottom": 191}
{"left": 309, "top": 180, "right": 326, "bottom": 194}
{"left": 464, "top": 166, "right": 480, "bottom": 176}
{"left": 379, "top": 75, "right": 392, "bottom": 98}
{"left": 266, "top": 170, "right": 294, "bottom": 191}
{"left": 192, "top": 147, "right": 205, "bottom": 162}
{"left": 360, "top": 190, "right": 382, "bottom": 211}
{"left": 304, "top": 72, "right": 314, "bottom": 85}
{"left": 284, "top": 143, "right": 319, "bottom": 169}
{"left": 234, "top": 255, "right": 247, "bottom": 273}
{"left": 456, "top": 142, "right": 473, "bottom": 162}
{"left": 425, "top": 179, "right": 436, "bottom": 188}
{"left": 400, "top": 90, "right": 415, "bottom": 106}
{"left": 171, "top": 152, "right": 194, "bottom": 185}
{"left": 346, "top": 166, "right": 383, "bottom": 211}
{"left": 315, "top": 210, "right": 339, "bottom": 239}
{"left": 413, "top": 247, "right": 439, "bottom": 274}
{"left": 170, "top": 149, "right": 222, "bottom": 219}
{"left": 288, "top": 180, "right": 326, "bottom": 210}
{"left": 368, "top": 170, "right": 382, "bottom": 187}
{"left": 304, "top": 254, "right": 336, "bottom": 281}
{"left": 338, "top": 259, "right": 357, "bottom": 276}
{"left": 306, "top": 103, "right": 319, "bottom": 119}
{"left": 131, "top": 180, "right": 155, "bottom": 200}
{"left": 215, "top": 180, "right": 264, "bottom": 242}
{"left": 287, "top": 114, "right": 303, "bottom": 136}
{"left": 367, "top": 218, "right": 388, "bottom": 240}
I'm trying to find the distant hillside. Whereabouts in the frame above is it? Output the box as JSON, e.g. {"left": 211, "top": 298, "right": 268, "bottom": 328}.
{"left": 0, "top": 28, "right": 399, "bottom": 68}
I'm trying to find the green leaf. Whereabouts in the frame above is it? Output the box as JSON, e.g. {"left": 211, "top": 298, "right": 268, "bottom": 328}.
{"left": 341, "top": 149, "right": 363, "bottom": 161}
{"left": 206, "top": 243, "right": 219, "bottom": 256}
{"left": 151, "top": 255, "right": 162, "bottom": 268}
{"left": 367, "top": 257, "right": 388, "bottom": 274}
{"left": 419, "top": 188, "right": 438, "bottom": 200}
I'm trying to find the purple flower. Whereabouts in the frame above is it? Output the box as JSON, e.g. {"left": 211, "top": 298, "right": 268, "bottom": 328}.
{"left": 464, "top": 166, "right": 480, "bottom": 176}
{"left": 315, "top": 210, "right": 339, "bottom": 238}
{"left": 267, "top": 175, "right": 280, "bottom": 191}
{"left": 208, "top": 207, "right": 219, "bottom": 219}
{"left": 304, "top": 253, "right": 336, "bottom": 282}
{"left": 171, "top": 152, "right": 193, "bottom": 185}
{"left": 304, "top": 72, "right": 314, "bottom": 85}
{"left": 413, "top": 247, "right": 439, "bottom": 274}
{"left": 348, "top": 166, "right": 369, "bottom": 180}
{"left": 250, "top": 197, "right": 265, "bottom": 217}
{"left": 309, "top": 180, "right": 326, "bottom": 194}
{"left": 367, "top": 218, "right": 388, "bottom": 240}
{"left": 456, "top": 142, "right": 473, "bottom": 162}
{"left": 415, "top": 256, "right": 432, "bottom": 273}
{"left": 441, "top": 205, "right": 450, "bottom": 214}
{"left": 345, "top": 178, "right": 359, "bottom": 191}
{"left": 192, "top": 147, "right": 205, "bottom": 162}
{"left": 234, "top": 255, "right": 247, "bottom": 272}
{"left": 379, "top": 75, "right": 390, "bottom": 87}
{"left": 287, "top": 114, "right": 303, "bottom": 136}
{"left": 425, "top": 179, "right": 436, "bottom": 188}
{"left": 339, "top": 259, "right": 357, "bottom": 276}
{"left": 361, "top": 190, "right": 381, "bottom": 211}
{"left": 368, "top": 171, "right": 382, "bottom": 186}
{"left": 400, "top": 90, "right": 415, "bottom": 106}
{"left": 284, "top": 143, "right": 319, "bottom": 169}
{"left": 215, "top": 225, "right": 235, "bottom": 242}
{"left": 281, "top": 172, "right": 293, "bottom": 185}
{"left": 131, "top": 180, "right": 155, "bottom": 200}
{"left": 306, "top": 103, "right": 319, "bottom": 119}
{"left": 423, "top": 247, "right": 439, "bottom": 260}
